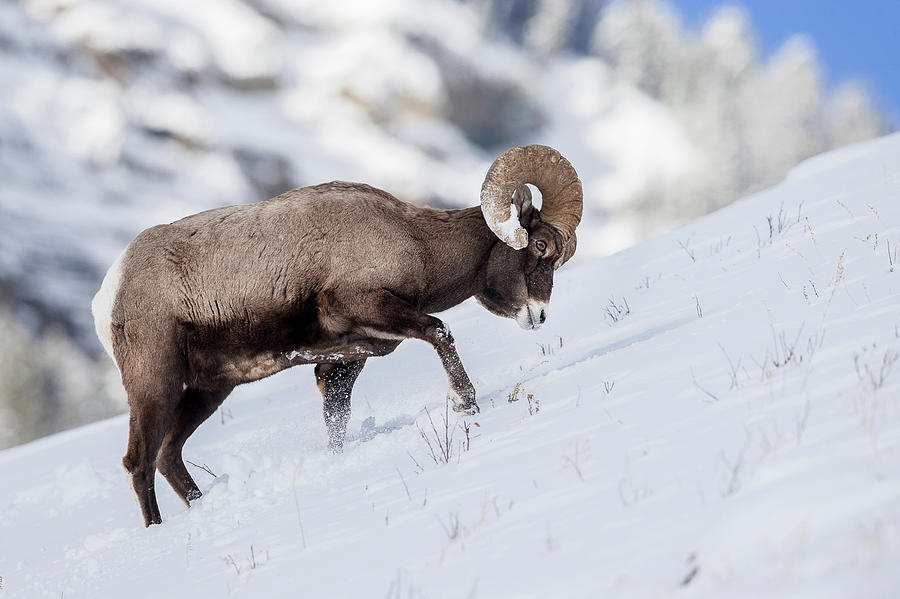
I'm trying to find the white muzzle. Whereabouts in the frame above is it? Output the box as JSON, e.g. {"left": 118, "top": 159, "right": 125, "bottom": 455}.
{"left": 516, "top": 300, "right": 549, "bottom": 330}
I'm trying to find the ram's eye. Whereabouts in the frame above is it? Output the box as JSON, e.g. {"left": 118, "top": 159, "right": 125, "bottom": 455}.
{"left": 535, "top": 239, "right": 548, "bottom": 253}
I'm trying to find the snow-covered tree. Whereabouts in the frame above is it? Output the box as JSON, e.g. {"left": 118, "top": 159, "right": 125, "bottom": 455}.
{"left": 826, "top": 81, "right": 886, "bottom": 148}
{"left": 593, "top": 0, "right": 685, "bottom": 98}
{"left": 525, "top": 0, "right": 578, "bottom": 54}
{"left": 590, "top": 0, "right": 889, "bottom": 222}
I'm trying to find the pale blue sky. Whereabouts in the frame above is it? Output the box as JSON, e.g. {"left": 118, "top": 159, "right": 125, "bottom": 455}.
{"left": 672, "top": 0, "right": 900, "bottom": 125}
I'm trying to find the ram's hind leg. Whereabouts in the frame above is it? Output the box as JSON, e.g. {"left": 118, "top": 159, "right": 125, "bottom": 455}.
{"left": 123, "top": 381, "right": 181, "bottom": 527}
{"left": 315, "top": 360, "right": 366, "bottom": 453}
{"left": 157, "top": 387, "right": 232, "bottom": 506}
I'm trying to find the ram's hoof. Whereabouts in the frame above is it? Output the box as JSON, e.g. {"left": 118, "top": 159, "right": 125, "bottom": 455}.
{"left": 453, "top": 402, "right": 480, "bottom": 415}
{"left": 447, "top": 389, "right": 479, "bottom": 414}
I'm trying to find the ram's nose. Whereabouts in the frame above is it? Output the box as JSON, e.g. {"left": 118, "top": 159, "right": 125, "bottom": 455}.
{"left": 516, "top": 301, "right": 550, "bottom": 330}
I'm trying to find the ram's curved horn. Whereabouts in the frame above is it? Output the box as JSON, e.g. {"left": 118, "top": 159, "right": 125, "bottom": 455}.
{"left": 480, "top": 144, "right": 583, "bottom": 251}
{"left": 555, "top": 231, "right": 577, "bottom": 270}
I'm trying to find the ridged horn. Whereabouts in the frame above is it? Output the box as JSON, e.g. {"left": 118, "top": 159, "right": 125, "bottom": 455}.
{"left": 555, "top": 231, "right": 577, "bottom": 270}
{"left": 480, "top": 144, "right": 583, "bottom": 251}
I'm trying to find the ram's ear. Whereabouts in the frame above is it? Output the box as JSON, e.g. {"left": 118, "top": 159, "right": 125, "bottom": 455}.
{"left": 511, "top": 185, "right": 535, "bottom": 228}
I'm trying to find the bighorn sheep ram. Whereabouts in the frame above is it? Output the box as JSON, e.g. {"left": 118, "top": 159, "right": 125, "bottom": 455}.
{"left": 92, "top": 144, "right": 582, "bottom": 526}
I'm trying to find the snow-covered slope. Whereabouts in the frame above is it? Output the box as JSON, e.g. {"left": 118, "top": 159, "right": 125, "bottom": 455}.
{"left": 2, "top": 133, "right": 899, "bottom": 598}
{"left": 2, "top": 0, "right": 889, "bottom": 449}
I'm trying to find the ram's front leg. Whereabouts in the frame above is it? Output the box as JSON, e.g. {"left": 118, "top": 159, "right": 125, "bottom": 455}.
{"left": 425, "top": 322, "right": 479, "bottom": 413}
{"left": 348, "top": 290, "right": 479, "bottom": 414}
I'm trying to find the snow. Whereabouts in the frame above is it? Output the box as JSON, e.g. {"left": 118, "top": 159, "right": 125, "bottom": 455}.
{"left": 495, "top": 202, "right": 525, "bottom": 244}
{"left": 480, "top": 189, "right": 530, "bottom": 250}
{"left": 2, "top": 133, "right": 900, "bottom": 597}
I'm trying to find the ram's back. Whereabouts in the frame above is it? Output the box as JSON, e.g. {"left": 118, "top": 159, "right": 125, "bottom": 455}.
{"left": 111, "top": 183, "right": 431, "bottom": 344}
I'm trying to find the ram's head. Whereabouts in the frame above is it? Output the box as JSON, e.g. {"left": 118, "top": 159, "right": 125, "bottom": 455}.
{"left": 476, "top": 145, "right": 583, "bottom": 329}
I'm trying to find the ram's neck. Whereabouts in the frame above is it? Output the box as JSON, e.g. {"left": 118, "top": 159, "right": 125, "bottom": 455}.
{"left": 417, "top": 206, "right": 497, "bottom": 314}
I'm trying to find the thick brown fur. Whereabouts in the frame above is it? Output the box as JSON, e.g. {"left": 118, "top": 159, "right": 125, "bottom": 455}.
{"left": 106, "top": 181, "right": 569, "bottom": 526}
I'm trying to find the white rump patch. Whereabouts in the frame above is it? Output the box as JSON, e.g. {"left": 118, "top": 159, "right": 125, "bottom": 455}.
{"left": 91, "top": 249, "right": 126, "bottom": 369}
